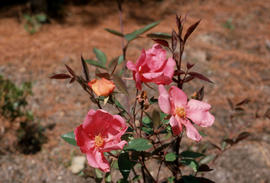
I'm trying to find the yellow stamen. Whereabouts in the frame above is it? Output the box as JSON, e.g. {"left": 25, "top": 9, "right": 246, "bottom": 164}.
{"left": 175, "top": 107, "right": 186, "bottom": 118}
{"left": 94, "top": 134, "right": 104, "bottom": 147}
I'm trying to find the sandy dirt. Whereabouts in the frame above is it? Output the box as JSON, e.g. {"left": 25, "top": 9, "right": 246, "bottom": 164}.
{"left": 0, "top": 0, "right": 270, "bottom": 182}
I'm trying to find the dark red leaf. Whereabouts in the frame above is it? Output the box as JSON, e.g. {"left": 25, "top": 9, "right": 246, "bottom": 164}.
{"left": 81, "top": 56, "right": 90, "bottom": 82}
{"left": 188, "top": 72, "right": 213, "bottom": 83}
{"left": 172, "top": 30, "right": 178, "bottom": 51}
{"left": 236, "top": 98, "right": 250, "bottom": 106}
{"left": 50, "top": 74, "right": 71, "bottom": 79}
{"left": 153, "top": 39, "right": 169, "bottom": 48}
{"left": 69, "top": 77, "right": 75, "bottom": 83}
{"left": 264, "top": 108, "right": 270, "bottom": 119}
{"left": 96, "top": 72, "right": 111, "bottom": 79}
{"left": 224, "top": 139, "right": 235, "bottom": 145}
{"left": 184, "top": 20, "right": 201, "bottom": 43}
{"left": 198, "top": 164, "right": 213, "bottom": 172}
{"left": 183, "top": 75, "right": 194, "bottom": 83}
{"left": 174, "top": 70, "right": 185, "bottom": 76}
{"left": 235, "top": 132, "right": 250, "bottom": 143}
{"left": 234, "top": 107, "right": 245, "bottom": 112}
{"left": 186, "top": 62, "right": 195, "bottom": 70}
{"left": 197, "top": 86, "right": 204, "bottom": 101}
{"left": 65, "top": 64, "right": 75, "bottom": 77}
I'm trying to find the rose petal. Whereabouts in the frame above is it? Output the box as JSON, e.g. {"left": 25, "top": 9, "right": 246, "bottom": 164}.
{"left": 83, "top": 110, "right": 113, "bottom": 137}
{"left": 163, "top": 57, "right": 176, "bottom": 79}
{"left": 136, "top": 49, "right": 146, "bottom": 68}
{"left": 181, "top": 119, "right": 202, "bottom": 142}
{"left": 102, "top": 140, "right": 127, "bottom": 152}
{"left": 186, "top": 99, "right": 215, "bottom": 127}
{"left": 86, "top": 149, "right": 110, "bottom": 172}
{"left": 126, "top": 61, "right": 136, "bottom": 71}
{"left": 169, "top": 116, "right": 182, "bottom": 135}
{"left": 74, "top": 125, "right": 95, "bottom": 153}
{"left": 146, "top": 44, "right": 167, "bottom": 71}
{"left": 135, "top": 72, "right": 142, "bottom": 90}
{"left": 169, "top": 86, "right": 187, "bottom": 108}
{"left": 158, "top": 85, "right": 171, "bottom": 114}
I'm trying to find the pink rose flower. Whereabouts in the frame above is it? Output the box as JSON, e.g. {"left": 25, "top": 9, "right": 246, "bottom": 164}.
{"left": 158, "top": 85, "right": 215, "bottom": 141}
{"left": 75, "top": 109, "right": 128, "bottom": 172}
{"left": 126, "top": 44, "right": 176, "bottom": 90}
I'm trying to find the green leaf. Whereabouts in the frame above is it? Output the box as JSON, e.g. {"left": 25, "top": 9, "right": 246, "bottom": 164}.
{"left": 180, "top": 151, "right": 205, "bottom": 159}
{"left": 146, "top": 32, "right": 172, "bottom": 39}
{"left": 199, "top": 154, "right": 216, "bottom": 165}
{"left": 181, "top": 159, "right": 199, "bottom": 172}
{"left": 125, "top": 21, "right": 160, "bottom": 42}
{"left": 165, "top": 153, "right": 177, "bottom": 162}
{"left": 112, "top": 75, "right": 128, "bottom": 94}
{"left": 124, "top": 138, "right": 152, "bottom": 151}
{"left": 118, "top": 55, "right": 124, "bottom": 64}
{"left": 104, "top": 28, "right": 124, "bottom": 37}
{"left": 105, "top": 173, "right": 112, "bottom": 183}
{"left": 85, "top": 59, "right": 107, "bottom": 69}
{"left": 93, "top": 48, "right": 107, "bottom": 65}
{"left": 142, "top": 127, "right": 154, "bottom": 135}
{"left": 61, "top": 131, "right": 77, "bottom": 146}
{"left": 142, "top": 116, "right": 152, "bottom": 126}
{"left": 35, "top": 13, "right": 47, "bottom": 23}
{"left": 118, "top": 152, "right": 136, "bottom": 180}
{"left": 168, "top": 177, "right": 175, "bottom": 183}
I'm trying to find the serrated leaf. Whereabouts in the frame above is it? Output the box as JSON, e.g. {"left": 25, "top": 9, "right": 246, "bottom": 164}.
{"left": 142, "top": 116, "right": 151, "bottom": 126}
{"left": 198, "top": 164, "right": 213, "bottom": 172}
{"left": 184, "top": 20, "right": 201, "bottom": 43}
{"left": 235, "top": 132, "right": 250, "bottom": 143}
{"left": 61, "top": 131, "right": 76, "bottom": 146}
{"left": 118, "top": 55, "right": 124, "bottom": 64}
{"left": 104, "top": 28, "right": 124, "bottom": 37}
{"left": 85, "top": 59, "right": 107, "bottom": 69}
{"left": 93, "top": 48, "right": 107, "bottom": 65}
{"left": 181, "top": 159, "right": 199, "bottom": 172}
{"left": 142, "top": 127, "right": 154, "bottom": 135}
{"left": 118, "top": 152, "right": 136, "bottom": 180}
{"left": 125, "top": 21, "right": 160, "bottom": 42}
{"left": 112, "top": 75, "right": 128, "bottom": 94}
{"left": 199, "top": 154, "right": 216, "bottom": 165}
{"left": 181, "top": 151, "right": 205, "bottom": 158}
{"left": 50, "top": 73, "right": 71, "bottom": 79}
{"left": 152, "top": 39, "right": 169, "bottom": 48}
{"left": 81, "top": 56, "right": 90, "bottom": 81}
{"left": 165, "top": 152, "right": 177, "bottom": 162}
{"left": 188, "top": 72, "right": 213, "bottom": 83}
{"left": 172, "top": 30, "right": 178, "bottom": 51}
{"left": 147, "top": 32, "right": 172, "bottom": 39}
{"left": 65, "top": 64, "right": 75, "bottom": 77}
{"left": 124, "top": 138, "right": 152, "bottom": 151}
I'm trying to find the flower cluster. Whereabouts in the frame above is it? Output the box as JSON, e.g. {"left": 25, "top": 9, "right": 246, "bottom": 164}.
{"left": 74, "top": 43, "right": 214, "bottom": 173}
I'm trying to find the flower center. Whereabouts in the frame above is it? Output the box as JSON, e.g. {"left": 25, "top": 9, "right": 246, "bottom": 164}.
{"left": 94, "top": 134, "right": 104, "bottom": 147}
{"left": 175, "top": 107, "right": 186, "bottom": 118}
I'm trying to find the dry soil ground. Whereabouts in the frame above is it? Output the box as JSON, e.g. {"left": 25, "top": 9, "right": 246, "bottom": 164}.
{"left": 0, "top": 0, "right": 270, "bottom": 182}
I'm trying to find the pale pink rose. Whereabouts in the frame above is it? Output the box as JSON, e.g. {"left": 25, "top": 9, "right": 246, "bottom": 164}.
{"left": 158, "top": 85, "right": 215, "bottom": 141}
{"left": 75, "top": 109, "right": 127, "bottom": 172}
{"left": 126, "top": 44, "right": 176, "bottom": 90}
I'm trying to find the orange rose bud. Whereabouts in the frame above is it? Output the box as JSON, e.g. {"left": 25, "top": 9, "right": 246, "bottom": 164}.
{"left": 88, "top": 78, "right": 115, "bottom": 97}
